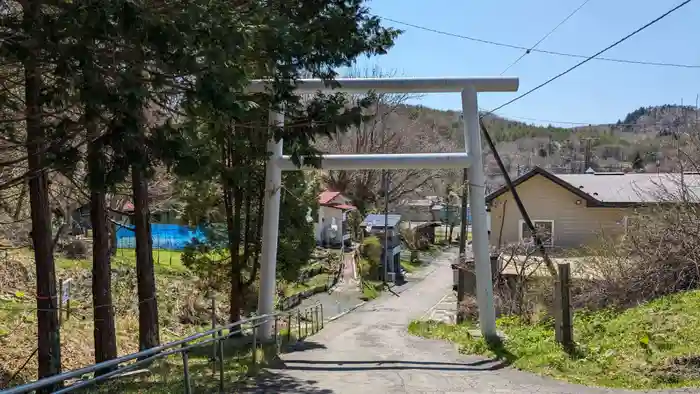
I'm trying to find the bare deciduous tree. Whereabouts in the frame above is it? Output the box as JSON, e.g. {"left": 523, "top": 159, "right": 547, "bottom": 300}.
{"left": 317, "top": 67, "right": 459, "bottom": 211}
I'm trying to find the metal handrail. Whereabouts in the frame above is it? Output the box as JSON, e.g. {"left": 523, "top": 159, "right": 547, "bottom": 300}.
{"left": 2, "top": 302, "right": 324, "bottom": 394}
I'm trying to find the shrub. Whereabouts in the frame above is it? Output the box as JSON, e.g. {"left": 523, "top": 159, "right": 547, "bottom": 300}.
{"left": 575, "top": 202, "right": 700, "bottom": 310}
{"left": 360, "top": 236, "right": 382, "bottom": 261}
{"left": 455, "top": 243, "right": 557, "bottom": 324}
{"left": 358, "top": 236, "right": 382, "bottom": 279}
{"left": 63, "top": 239, "right": 89, "bottom": 259}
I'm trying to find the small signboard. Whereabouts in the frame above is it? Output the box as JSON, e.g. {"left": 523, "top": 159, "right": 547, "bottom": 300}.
{"left": 61, "top": 278, "right": 72, "bottom": 304}
{"left": 59, "top": 278, "right": 73, "bottom": 324}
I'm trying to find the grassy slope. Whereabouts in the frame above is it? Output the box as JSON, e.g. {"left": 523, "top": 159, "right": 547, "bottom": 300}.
{"left": 409, "top": 290, "right": 700, "bottom": 390}
{"left": 283, "top": 273, "right": 331, "bottom": 296}
{"left": 0, "top": 248, "right": 205, "bottom": 388}
{"left": 56, "top": 248, "right": 187, "bottom": 274}
{"left": 400, "top": 257, "right": 423, "bottom": 274}
{"left": 80, "top": 343, "right": 279, "bottom": 393}
{"left": 0, "top": 247, "right": 324, "bottom": 388}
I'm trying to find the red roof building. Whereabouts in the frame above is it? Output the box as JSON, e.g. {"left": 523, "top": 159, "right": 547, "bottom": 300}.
{"left": 318, "top": 191, "right": 356, "bottom": 211}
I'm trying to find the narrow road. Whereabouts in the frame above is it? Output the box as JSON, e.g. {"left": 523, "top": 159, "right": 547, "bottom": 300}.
{"left": 240, "top": 248, "right": 693, "bottom": 394}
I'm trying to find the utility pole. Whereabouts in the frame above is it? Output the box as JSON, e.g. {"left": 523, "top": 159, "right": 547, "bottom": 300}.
{"left": 459, "top": 112, "right": 469, "bottom": 257}
{"left": 381, "top": 103, "right": 390, "bottom": 285}
{"left": 581, "top": 137, "right": 596, "bottom": 173}
{"left": 459, "top": 168, "right": 468, "bottom": 256}
{"left": 383, "top": 170, "right": 390, "bottom": 284}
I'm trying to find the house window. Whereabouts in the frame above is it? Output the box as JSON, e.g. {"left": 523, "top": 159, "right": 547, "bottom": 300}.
{"left": 518, "top": 219, "right": 554, "bottom": 247}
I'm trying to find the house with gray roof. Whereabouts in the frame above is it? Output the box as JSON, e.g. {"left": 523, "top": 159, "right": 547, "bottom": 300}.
{"left": 486, "top": 167, "right": 700, "bottom": 249}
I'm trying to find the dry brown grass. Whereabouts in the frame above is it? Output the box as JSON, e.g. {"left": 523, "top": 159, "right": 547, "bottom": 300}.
{"left": 0, "top": 249, "right": 216, "bottom": 388}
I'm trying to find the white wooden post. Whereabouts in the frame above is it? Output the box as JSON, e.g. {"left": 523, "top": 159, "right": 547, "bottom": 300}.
{"left": 463, "top": 85, "right": 497, "bottom": 340}
{"left": 252, "top": 77, "right": 518, "bottom": 340}
{"left": 256, "top": 109, "right": 284, "bottom": 338}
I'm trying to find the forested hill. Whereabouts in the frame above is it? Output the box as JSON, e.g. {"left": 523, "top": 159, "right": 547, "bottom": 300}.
{"left": 403, "top": 104, "right": 700, "bottom": 191}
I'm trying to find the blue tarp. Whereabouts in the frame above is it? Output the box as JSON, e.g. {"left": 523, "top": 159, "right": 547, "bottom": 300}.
{"left": 116, "top": 223, "right": 206, "bottom": 250}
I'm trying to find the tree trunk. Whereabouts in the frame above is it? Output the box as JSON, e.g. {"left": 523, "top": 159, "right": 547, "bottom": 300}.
{"left": 87, "top": 110, "right": 117, "bottom": 370}
{"left": 13, "top": 183, "right": 27, "bottom": 221}
{"left": 229, "top": 185, "right": 243, "bottom": 323}
{"left": 253, "top": 178, "right": 265, "bottom": 265}
{"left": 242, "top": 190, "right": 252, "bottom": 272}
{"left": 242, "top": 188, "right": 256, "bottom": 290}
{"left": 132, "top": 167, "right": 160, "bottom": 350}
{"left": 243, "top": 180, "right": 263, "bottom": 289}
{"left": 221, "top": 131, "right": 243, "bottom": 324}
{"left": 23, "top": 1, "right": 61, "bottom": 388}
{"left": 110, "top": 220, "right": 118, "bottom": 256}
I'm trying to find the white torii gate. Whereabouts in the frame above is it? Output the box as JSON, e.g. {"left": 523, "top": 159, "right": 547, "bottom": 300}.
{"left": 247, "top": 77, "right": 519, "bottom": 341}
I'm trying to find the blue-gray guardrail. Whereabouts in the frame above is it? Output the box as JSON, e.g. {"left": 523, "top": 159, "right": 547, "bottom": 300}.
{"left": 2, "top": 302, "right": 324, "bottom": 394}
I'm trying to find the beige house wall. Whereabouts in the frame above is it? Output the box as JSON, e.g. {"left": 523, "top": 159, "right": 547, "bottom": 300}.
{"left": 488, "top": 174, "right": 632, "bottom": 249}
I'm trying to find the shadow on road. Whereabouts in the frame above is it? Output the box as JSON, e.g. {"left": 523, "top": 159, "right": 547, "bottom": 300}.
{"left": 233, "top": 370, "right": 335, "bottom": 394}
{"left": 285, "top": 341, "right": 328, "bottom": 353}
{"left": 271, "top": 358, "right": 509, "bottom": 372}
{"left": 487, "top": 339, "right": 518, "bottom": 366}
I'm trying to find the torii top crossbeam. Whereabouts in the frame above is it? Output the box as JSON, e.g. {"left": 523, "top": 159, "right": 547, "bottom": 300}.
{"left": 247, "top": 77, "right": 519, "bottom": 94}
{"left": 253, "top": 75, "right": 519, "bottom": 344}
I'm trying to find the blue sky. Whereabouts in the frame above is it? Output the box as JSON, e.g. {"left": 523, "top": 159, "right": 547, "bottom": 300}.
{"left": 355, "top": 0, "right": 700, "bottom": 126}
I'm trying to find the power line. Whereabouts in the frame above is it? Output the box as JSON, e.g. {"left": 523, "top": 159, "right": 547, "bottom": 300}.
{"left": 483, "top": 111, "right": 634, "bottom": 127}
{"left": 500, "top": 0, "right": 592, "bottom": 75}
{"left": 380, "top": 14, "right": 700, "bottom": 70}
{"left": 485, "top": 0, "right": 695, "bottom": 116}
{"left": 489, "top": 113, "right": 597, "bottom": 126}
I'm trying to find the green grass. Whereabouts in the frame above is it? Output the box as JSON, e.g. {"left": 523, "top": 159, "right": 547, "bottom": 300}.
{"left": 400, "top": 258, "right": 422, "bottom": 273}
{"left": 81, "top": 319, "right": 314, "bottom": 393}
{"left": 425, "top": 244, "right": 443, "bottom": 256}
{"left": 408, "top": 290, "right": 700, "bottom": 390}
{"left": 283, "top": 273, "right": 331, "bottom": 297}
{"left": 82, "top": 342, "right": 280, "bottom": 393}
{"left": 3, "top": 246, "right": 330, "bottom": 388}
{"left": 301, "top": 260, "right": 324, "bottom": 273}
{"left": 360, "top": 280, "right": 382, "bottom": 301}
{"left": 56, "top": 249, "right": 187, "bottom": 275}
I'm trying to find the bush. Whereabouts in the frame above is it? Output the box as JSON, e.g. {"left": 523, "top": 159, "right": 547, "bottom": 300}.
{"left": 458, "top": 295, "right": 507, "bottom": 322}
{"left": 481, "top": 244, "right": 555, "bottom": 322}
{"left": 360, "top": 236, "right": 382, "bottom": 261}
{"left": 575, "top": 201, "right": 700, "bottom": 310}
{"left": 356, "top": 258, "right": 374, "bottom": 279}
{"left": 358, "top": 236, "right": 382, "bottom": 280}
{"left": 453, "top": 243, "right": 558, "bottom": 324}
{"left": 485, "top": 191, "right": 700, "bottom": 323}
{"left": 63, "top": 239, "right": 89, "bottom": 259}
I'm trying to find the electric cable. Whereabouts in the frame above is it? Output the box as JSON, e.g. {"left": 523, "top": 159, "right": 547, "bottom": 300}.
{"left": 483, "top": 111, "right": 693, "bottom": 128}
{"left": 473, "top": 0, "right": 695, "bottom": 279}
{"left": 484, "top": 0, "right": 694, "bottom": 116}
{"left": 501, "top": 0, "right": 592, "bottom": 75}
{"left": 380, "top": 10, "right": 699, "bottom": 70}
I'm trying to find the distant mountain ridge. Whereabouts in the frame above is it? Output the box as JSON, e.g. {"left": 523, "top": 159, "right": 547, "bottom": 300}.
{"left": 616, "top": 105, "right": 700, "bottom": 136}
{"left": 396, "top": 104, "right": 700, "bottom": 193}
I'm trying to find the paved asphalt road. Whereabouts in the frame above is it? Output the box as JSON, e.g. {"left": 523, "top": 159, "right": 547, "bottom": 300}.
{"left": 238, "top": 248, "right": 696, "bottom": 394}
